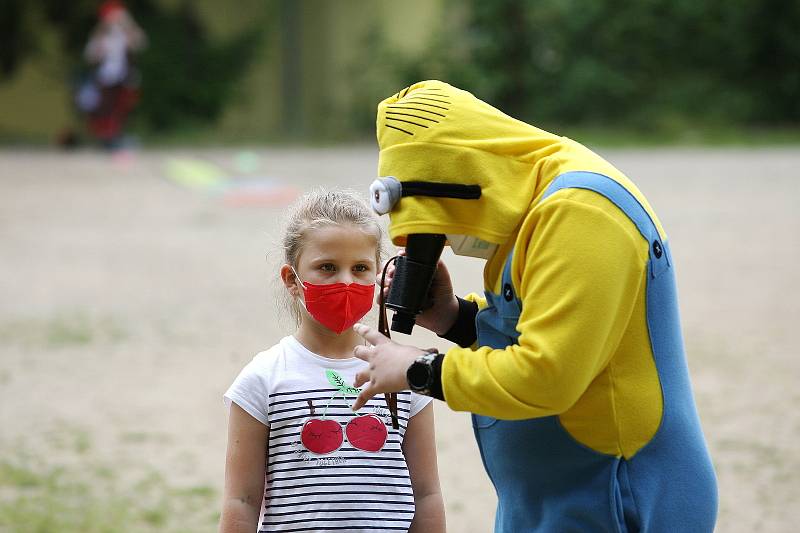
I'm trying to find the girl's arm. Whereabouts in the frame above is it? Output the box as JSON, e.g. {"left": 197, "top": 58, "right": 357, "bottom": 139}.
{"left": 403, "top": 402, "right": 446, "bottom": 533}
{"left": 219, "top": 403, "right": 268, "bottom": 533}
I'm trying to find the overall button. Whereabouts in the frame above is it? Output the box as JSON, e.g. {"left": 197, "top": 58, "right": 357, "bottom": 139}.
{"left": 652, "top": 240, "right": 663, "bottom": 259}
{"left": 503, "top": 283, "right": 514, "bottom": 301}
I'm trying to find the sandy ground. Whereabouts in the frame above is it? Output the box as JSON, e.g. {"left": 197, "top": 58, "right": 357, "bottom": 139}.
{"left": 1, "top": 146, "right": 798, "bottom": 532}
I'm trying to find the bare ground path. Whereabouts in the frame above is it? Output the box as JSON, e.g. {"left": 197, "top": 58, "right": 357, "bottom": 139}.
{"left": 1, "top": 147, "right": 798, "bottom": 531}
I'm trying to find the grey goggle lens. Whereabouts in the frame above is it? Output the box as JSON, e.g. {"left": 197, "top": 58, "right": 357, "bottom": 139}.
{"left": 369, "top": 176, "right": 402, "bottom": 215}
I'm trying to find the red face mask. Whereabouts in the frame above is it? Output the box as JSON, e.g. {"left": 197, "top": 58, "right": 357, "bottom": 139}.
{"left": 294, "top": 269, "right": 375, "bottom": 334}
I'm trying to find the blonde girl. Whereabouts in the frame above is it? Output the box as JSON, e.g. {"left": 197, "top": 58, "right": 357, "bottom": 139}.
{"left": 219, "top": 189, "right": 445, "bottom": 533}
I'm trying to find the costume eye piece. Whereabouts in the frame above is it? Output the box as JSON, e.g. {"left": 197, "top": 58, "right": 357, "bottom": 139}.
{"left": 369, "top": 176, "right": 402, "bottom": 215}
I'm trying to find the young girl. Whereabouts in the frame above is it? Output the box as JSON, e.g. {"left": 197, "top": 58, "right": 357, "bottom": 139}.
{"left": 219, "top": 190, "right": 446, "bottom": 533}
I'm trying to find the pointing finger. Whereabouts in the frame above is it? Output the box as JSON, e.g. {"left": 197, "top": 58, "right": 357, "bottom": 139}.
{"left": 352, "top": 384, "right": 377, "bottom": 411}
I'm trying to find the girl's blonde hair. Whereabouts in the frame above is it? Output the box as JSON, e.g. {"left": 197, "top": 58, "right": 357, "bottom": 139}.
{"left": 280, "top": 188, "right": 385, "bottom": 325}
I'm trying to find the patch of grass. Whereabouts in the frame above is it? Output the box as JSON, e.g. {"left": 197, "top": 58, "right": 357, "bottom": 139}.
{"left": 0, "top": 460, "right": 50, "bottom": 488}
{"left": 0, "top": 312, "right": 127, "bottom": 349}
{"left": 0, "top": 446, "right": 218, "bottom": 533}
{"left": 44, "top": 424, "right": 93, "bottom": 455}
{"left": 175, "top": 485, "right": 216, "bottom": 500}
{"left": 119, "top": 430, "right": 172, "bottom": 445}
{"left": 46, "top": 315, "right": 94, "bottom": 346}
{"left": 120, "top": 431, "right": 151, "bottom": 443}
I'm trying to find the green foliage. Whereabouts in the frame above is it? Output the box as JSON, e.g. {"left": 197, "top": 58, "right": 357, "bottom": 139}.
{"left": 346, "top": 20, "right": 465, "bottom": 137}
{"left": 131, "top": 1, "right": 266, "bottom": 132}
{"left": 0, "top": 0, "right": 267, "bottom": 134}
{"left": 3, "top": 0, "right": 797, "bottom": 141}
{"left": 349, "top": 0, "right": 800, "bottom": 135}
{"left": 0, "top": 0, "right": 33, "bottom": 78}
{"left": 460, "top": 0, "right": 799, "bottom": 128}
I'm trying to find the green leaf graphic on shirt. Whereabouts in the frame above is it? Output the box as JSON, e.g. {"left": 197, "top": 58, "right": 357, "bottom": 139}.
{"left": 325, "top": 369, "right": 361, "bottom": 395}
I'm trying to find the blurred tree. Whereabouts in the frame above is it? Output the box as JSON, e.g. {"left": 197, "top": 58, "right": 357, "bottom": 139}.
{"left": 464, "top": 0, "right": 800, "bottom": 128}
{"left": 348, "top": 0, "right": 800, "bottom": 135}
{"left": 0, "top": 0, "right": 37, "bottom": 78}
{"left": 742, "top": 0, "right": 800, "bottom": 124}
{"left": 3, "top": 0, "right": 797, "bottom": 140}
{"left": 0, "top": 0, "right": 267, "bottom": 133}
{"left": 132, "top": 0, "right": 265, "bottom": 132}
{"left": 457, "top": 1, "right": 539, "bottom": 120}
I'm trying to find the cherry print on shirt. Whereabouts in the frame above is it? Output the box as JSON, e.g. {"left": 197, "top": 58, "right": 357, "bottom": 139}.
{"left": 345, "top": 413, "right": 388, "bottom": 452}
{"left": 299, "top": 370, "right": 389, "bottom": 455}
{"left": 300, "top": 400, "right": 344, "bottom": 455}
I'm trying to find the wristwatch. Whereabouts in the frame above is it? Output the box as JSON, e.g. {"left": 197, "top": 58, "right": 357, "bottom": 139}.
{"left": 406, "top": 349, "right": 439, "bottom": 396}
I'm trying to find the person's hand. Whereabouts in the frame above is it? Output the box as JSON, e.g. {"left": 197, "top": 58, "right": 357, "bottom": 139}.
{"left": 378, "top": 249, "right": 459, "bottom": 335}
{"left": 351, "top": 323, "right": 426, "bottom": 411}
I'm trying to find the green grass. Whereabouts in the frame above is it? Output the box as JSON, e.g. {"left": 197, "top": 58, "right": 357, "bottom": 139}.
{"left": 43, "top": 424, "right": 93, "bottom": 455}
{"left": 0, "top": 312, "right": 126, "bottom": 349}
{"left": 0, "top": 445, "right": 219, "bottom": 533}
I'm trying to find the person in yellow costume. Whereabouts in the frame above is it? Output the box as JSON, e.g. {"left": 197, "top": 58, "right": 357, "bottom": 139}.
{"left": 351, "top": 80, "right": 718, "bottom": 532}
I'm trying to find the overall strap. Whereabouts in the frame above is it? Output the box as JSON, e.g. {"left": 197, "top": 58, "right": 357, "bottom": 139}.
{"left": 542, "top": 171, "right": 670, "bottom": 279}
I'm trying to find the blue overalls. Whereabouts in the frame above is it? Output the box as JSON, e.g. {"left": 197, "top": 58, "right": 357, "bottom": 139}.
{"left": 473, "top": 172, "right": 718, "bottom": 532}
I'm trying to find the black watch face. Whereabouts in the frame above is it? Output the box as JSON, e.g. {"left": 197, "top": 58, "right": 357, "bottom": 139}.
{"left": 408, "top": 362, "right": 430, "bottom": 388}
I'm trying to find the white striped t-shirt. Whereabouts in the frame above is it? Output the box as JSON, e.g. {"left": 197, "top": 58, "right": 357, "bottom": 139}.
{"left": 224, "top": 335, "right": 432, "bottom": 533}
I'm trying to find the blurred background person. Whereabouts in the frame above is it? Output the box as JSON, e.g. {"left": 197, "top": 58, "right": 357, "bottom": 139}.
{"left": 78, "top": 0, "right": 146, "bottom": 149}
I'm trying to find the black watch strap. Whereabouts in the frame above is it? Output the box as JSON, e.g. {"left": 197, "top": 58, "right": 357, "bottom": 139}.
{"left": 429, "top": 351, "right": 445, "bottom": 401}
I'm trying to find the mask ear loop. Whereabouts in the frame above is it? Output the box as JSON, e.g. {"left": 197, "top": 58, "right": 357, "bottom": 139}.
{"left": 379, "top": 256, "right": 400, "bottom": 430}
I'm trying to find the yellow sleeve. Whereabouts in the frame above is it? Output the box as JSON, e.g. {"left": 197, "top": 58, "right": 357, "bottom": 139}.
{"left": 441, "top": 195, "right": 647, "bottom": 419}
{"left": 464, "top": 292, "right": 488, "bottom": 310}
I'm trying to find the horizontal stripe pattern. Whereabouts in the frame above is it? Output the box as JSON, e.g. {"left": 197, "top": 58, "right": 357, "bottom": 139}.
{"left": 260, "top": 386, "right": 415, "bottom": 532}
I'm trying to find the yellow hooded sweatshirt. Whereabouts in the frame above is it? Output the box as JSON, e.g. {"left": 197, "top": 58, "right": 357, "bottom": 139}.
{"left": 376, "top": 80, "right": 717, "bottom": 532}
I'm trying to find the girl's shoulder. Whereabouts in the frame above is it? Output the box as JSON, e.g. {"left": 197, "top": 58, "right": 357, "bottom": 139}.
{"left": 247, "top": 335, "right": 332, "bottom": 375}
{"left": 249, "top": 336, "right": 294, "bottom": 368}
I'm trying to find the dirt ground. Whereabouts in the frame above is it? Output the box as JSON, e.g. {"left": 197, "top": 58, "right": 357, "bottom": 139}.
{"left": 1, "top": 146, "right": 798, "bottom": 532}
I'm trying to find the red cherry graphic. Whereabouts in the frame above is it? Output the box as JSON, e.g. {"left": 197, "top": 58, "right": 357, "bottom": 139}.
{"left": 301, "top": 418, "right": 343, "bottom": 455}
{"left": 346, "top": 414, "right": 388, "bottom": 452}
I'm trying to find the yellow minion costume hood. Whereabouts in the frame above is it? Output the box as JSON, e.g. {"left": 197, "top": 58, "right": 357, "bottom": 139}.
{"left": 374, "top": 80, "right": 565, "bottom": 254}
